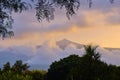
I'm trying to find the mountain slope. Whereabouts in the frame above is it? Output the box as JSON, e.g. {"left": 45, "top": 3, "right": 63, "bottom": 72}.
{"left": 56, "top": 39, "right": 84, "bottom": 50}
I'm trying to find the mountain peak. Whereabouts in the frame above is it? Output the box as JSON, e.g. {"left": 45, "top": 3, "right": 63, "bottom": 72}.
{"left": 56, "top": 39, "right": 84, "bottom": 50}
{"left": 62, "top": 38, "right": 70, "bottom": 41}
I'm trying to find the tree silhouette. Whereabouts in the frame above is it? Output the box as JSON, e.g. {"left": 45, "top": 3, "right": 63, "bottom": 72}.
{"left": 0, "top": 0, "right": 31, "bottom": 39}
{"left": 3, "top": 62, "right": 11, "bottom": 72}
{"left": 47, "top": 45, "right": 120, "bottom": 80}
{"left": 11, "top": 60, "right": 30, "bottom": 74}
{"left": 46, "top": 54, "right": 81, "bottom": 80}
{"left": 83, "top": 45, "right": 100, "bottom": 61}
{"left": 0, "top": 71, "right": 32, "bottom": 80}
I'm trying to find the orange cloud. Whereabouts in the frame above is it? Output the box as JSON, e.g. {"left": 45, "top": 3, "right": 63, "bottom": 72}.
{"left": 1, "top": 4, "right": 120, "bottom": 48}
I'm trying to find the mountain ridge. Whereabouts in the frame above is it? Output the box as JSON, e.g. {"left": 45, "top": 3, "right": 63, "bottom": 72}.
{"left": 56, "top": 39, "right": 84, "bottom": 50}
{"left": 56, "top": 38, "right": 120, "bottom": 51}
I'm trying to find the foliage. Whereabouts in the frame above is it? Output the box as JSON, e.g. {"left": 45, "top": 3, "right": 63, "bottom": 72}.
{"left": 1, "top": 45, "right": 120, "bottom": 80}
{"left": 24, "top": 70, "right": 47, "bottom": 80}
{"left": 47, "top": 54, "right": 81, "bottom": 80}
{"left": 11, "top": 60, "right": 30, "bottom": 74}
{"left": 0, "top": 71, "right": 32, "bottom": 80}
{"left": 35, "top": 0, "right": 55, "bottom": 22}
{"left": 0, "top": 0, "right": 30, "bottom": 39}
{"left": 3, "top": 62, "right": 11, "bottom": 72}
{"left": 0, "top": 60, "right": 47, "bottom": 80}
{"left": 46, "top": 45, "right": 120, "bottom": 80}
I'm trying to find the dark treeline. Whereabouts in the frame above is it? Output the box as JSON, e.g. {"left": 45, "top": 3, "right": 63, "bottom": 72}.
{"left": 0, "top": 45, "right": 120, "bottom": 80}
{"left": 0, "top": 60, "right": 46, "bottom": 80}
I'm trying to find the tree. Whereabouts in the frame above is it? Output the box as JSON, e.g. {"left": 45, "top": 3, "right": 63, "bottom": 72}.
{"left": 30, "top": 70, "right": 47, "bottom": 80}
{"left": 0, "top": 71, "right": 32, "bottom": 80}
{"left": 0, "top": 0, "right": 115, "bottom": 39}
{"left": 83, "top": 45, "right": 101, "bottom": 61}
{"left": 0, "top": 0, "right": 30, "bottom": 39}
{"left": 3, "top": 62, "right": 11, "bottom": 72}
{"left": 47, "top": 45, "right": 118, "bottom": 80}
{"left": 77, "top": 45, "right": 106, "bottom": 80}
{"left": 46, "top": 54, "right": 81, "bottom": 80}
{"left": 11, "top": 60, "right": 30, "bottom": 74}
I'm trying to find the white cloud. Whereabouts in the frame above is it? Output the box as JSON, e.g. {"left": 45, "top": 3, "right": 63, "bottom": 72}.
{"left": 26, "top": 40, "right": 120, "bottom": 69}
{"left": 1, "top": 39, "right": 120, "bottom": 69}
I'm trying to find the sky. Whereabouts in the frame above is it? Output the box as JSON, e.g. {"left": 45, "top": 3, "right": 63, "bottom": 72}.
{"left": 1, "top": 0, "right": 120, "bottom": 69}
{"left": 0, "top": 0, "right": 120, "bottom": 48}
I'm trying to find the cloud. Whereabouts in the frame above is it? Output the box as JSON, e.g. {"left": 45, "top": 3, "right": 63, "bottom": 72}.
{"left": 26, "top": 40, "right": 120, "bottom": 69}
{"left": 1, "top": 39, "right": 120, "bottom": 70}
{"left": 97, "top": 47, "right": 120, "bottom": 66}
{"left": 0, "top": 45, "right": 34, "bottom": 68}
{"left": 5, "top": 0, "right": 119, "bottom": 48}
{"left": 13, "top": 9, "right": 87, "bottom": 36}
{"left": 27, "top": 45, "right": 120, "bottom": 70}
{"left": 26, "top": 40, "right": 85, "bottom": 69}
{"left": 12, "top": 0, "right": 120, "bottom": 35}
